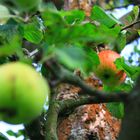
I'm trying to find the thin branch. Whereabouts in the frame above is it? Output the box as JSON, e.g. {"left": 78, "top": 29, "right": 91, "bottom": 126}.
{"left": 45, "top": 90, "right": 60, "bottom": 140}
{"left": 43, "top": 59, "right": 128, "bottom": 100}
{"left": 121, "top": 20, "right": 140, "bottom": 31}
{"left": 59, "top": 93, "right": 127, "bottom": 113}
{"left": 61, "top": 69, "right": 128, "bottom": 100}
{"left": 45, "top": 101, "right": 60, "bottom": 140}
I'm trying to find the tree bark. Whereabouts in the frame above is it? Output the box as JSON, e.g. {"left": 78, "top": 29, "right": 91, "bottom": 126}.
{"left": 118, "top": 75, "right": 140, "bottom": 140}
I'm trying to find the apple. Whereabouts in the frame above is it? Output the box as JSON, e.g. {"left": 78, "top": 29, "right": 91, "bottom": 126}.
{"left": 95, "top": 50, "right": 126, "bottom": 86}
{"left": 13, "top": 0, "right": 41, "bottom": 11}
{"left": 0, "top": 62, "right": 50, "bottom": 124}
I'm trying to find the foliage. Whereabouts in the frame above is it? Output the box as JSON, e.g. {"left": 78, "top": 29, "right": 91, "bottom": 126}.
{"left": 0, "top": 0, "right": 140, "bottom": 139}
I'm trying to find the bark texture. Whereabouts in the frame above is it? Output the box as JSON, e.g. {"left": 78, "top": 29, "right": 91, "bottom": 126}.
{"left": 57, "top": 76, "right": 121, "bottom": 140}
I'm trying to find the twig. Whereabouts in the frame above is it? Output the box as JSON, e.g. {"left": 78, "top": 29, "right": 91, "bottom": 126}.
{"left": 45, "top": 90, "right": 60, "bottom": 140}
{"left": 121, "top": 20, "right": 140, "bottom": 31}
{"left": 45, "top": 101, "right": 60, "bottom": 140}
{"left": 61, "top": 69, "right": 128, "bottom": 100}
{"left": 43, "top": 59, "right": 128, "bottom": 100}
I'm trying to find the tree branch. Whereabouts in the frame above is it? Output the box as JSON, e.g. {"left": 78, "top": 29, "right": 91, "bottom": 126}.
{"left": 45, "top": 101, "right": 60, "bottom": 140}
{"left": 43, "top": 59, "right": 128, "bottom": 99}
{"left": 45, "top": 90, "right": 61, "bottom": 140}
{"left": 121, "top": 20, "right": 140, "bottom": 31}
{"left": 119, "top": 11, "right": 140, "bottom": 44}
{"left": 59, "top": 93, "right": 127, "bottom": 114}
{"left": 118, "top": 75, "right": 140, "bottom": 140}
{"left": 63, "top": 71, "right": 128, "bottom": 98}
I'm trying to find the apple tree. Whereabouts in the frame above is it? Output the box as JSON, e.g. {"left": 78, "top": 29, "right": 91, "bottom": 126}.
{"left": 0, "top": 0, "right": 140, "bottom": 140}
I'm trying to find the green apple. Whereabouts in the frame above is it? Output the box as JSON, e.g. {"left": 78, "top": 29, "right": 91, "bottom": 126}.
{"left": 0, "top": 62, "right": 50, "bottom": 124}
{"left": 13, "top": 0, "right": 41, "bottom": 11}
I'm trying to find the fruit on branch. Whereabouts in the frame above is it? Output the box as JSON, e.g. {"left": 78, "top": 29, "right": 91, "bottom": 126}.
{"left": 0, "top": 62, "right": 50, "bottom": 124}
{"left": 13, "top": 0, "right": 41, "bottom": 11}
{"left": 95, "top": 50, "right": 126, "bottom": 86}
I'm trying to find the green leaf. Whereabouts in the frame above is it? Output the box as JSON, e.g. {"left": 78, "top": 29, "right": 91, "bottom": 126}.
{"left": 137, "top": 29, "right": 140, "bottom": 36}
{"left": 115, "top": 32, "right": 126, "bottom": 51}
{"left": 20, "top": 22, "right": 43, "bottom": 44}
{"left": 44, "top": 22, "right": 121, "bottom": 45}
{"left": 115, "top": 57, "right": 140, "bottom": 80}
{"left": 0, "top": 20, "right": 18, "bottom": 41}
{"left": 55, "top": 46, "right": 99, "bottom": 73}
{"left": 134, "top": 46, "right": 140, "bottom": 54}
{"left": 7, "top": 130, "right": 16, "bottom": 136}
{"left": 42, "top": 8, "right": 121, "bottom": 45}
{"left": 121, "top": 7, "right": 139, "bottom": 26}
{"left": 90, "top": 5, "right": 119, "bottom": 28}
{"left": 107, "top": 102, "right": 124, "bottom": 119}
{"left": 0, "top": 35, "right": 21, "bottom": 57}
{"left": 84, "top": 47, "right": 100, "bottom": 72}
{"left": 42, "top": 9, "right": 66, "bottom": 27}
{"left": 126, "top": 15, "right": 133, "bottom": 23}
{"left": 61, "top": 10, "right": 85, "bottom": 24}
{"left": 55, "top": 46, "right": 86, "bottom": 71}
{"left": 133, "top": 6, "right": 139, "bottom": 21}
{"left": 7, "top": 129, "right": 24, "bottom": 138}
{"left": 103, "top": 83, "right": 132, "bottom": 93}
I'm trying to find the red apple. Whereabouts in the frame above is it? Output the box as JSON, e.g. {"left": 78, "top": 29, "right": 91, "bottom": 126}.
{"left": 95, "top": 50, "right": 126, "bottom": 86}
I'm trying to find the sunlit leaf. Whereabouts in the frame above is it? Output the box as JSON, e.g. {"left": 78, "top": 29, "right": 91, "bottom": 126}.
{"left": 20, "top": 22, "right": 43, "bottom": 44}
{"left": 91, "top": 5, "right": 119, "bottom": 28}
{"left": 115, "top": 57, "right": 140, "bottom": 80}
